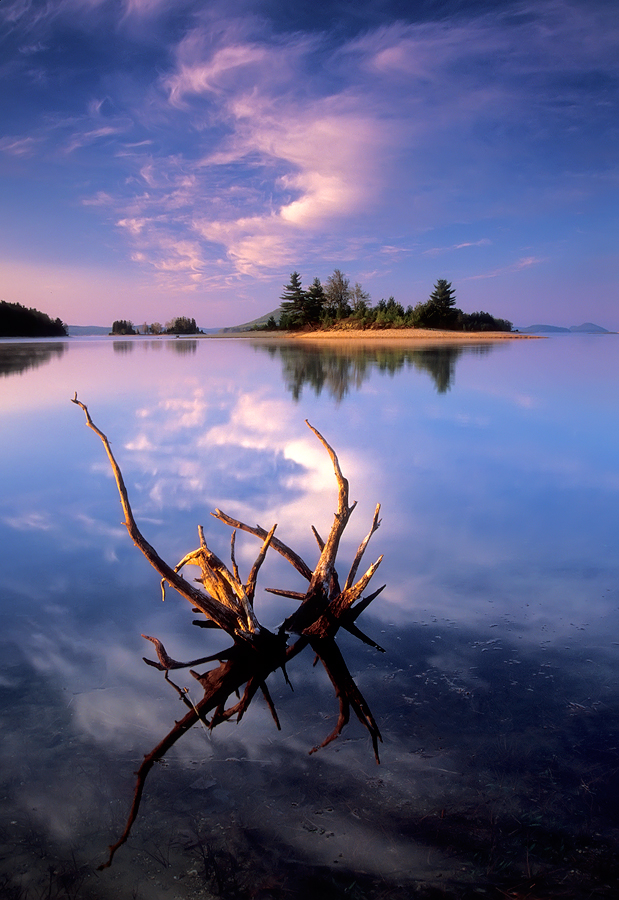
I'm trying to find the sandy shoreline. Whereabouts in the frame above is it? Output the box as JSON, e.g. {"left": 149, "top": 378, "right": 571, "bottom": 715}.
{"left": 207, "top": 327, "right": 542, "bottom": 342}
{"left": 290, "top": 327, "right": 540, "bottom": 342}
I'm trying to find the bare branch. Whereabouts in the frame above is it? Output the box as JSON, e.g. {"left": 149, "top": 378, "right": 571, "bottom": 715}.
{"left": 245, "top": 523, "right": 277, "bottom": 604}
{"left": 230, "top": 530, "right": 240, "bottom": 584}
{"left": 344, "top": 503, "right": 382, "bottom": 591}
{"left": 212, "top": 509, "right": 313, "bottom": 581}
{"left": 71, "top": 395, "right": 239, "bottom": 636}
{"left": 304, "top": 420, "right": 355, "bottom": 593}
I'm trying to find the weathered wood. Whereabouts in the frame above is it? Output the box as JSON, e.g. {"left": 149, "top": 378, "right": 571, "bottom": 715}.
{"left": 73, "top": 397, "right": 385, "bottom": 869}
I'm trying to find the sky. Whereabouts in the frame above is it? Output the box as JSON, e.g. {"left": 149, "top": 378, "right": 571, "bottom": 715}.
{"left": 0, "top": 0, "right": 617, "bottom": 329}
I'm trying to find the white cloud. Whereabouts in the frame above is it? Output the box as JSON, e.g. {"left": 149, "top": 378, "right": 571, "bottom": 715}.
{"left": 2, "top": 511, "right": 53, "bottom": 531}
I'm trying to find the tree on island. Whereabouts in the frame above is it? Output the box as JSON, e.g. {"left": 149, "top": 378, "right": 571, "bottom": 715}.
{"left": 112, "top": 317, "right": 202, "bottom": 335}
{"left": 271, "top": 273, "right": 511, "bottom": 334}
{"left": 324, "top": 269, "right": 352, "bottom": 318}
{"left": 138, "top": 321, "right": 164, "bottom": 335}
{"left": 111, "top": 320, "right": 136, "bottom": 335}
{"left": 304, "top": 276, "right": 327, "bottom": 323}
{"left": 0, "top": 300, "right": 67, "bottom": 338}
{"left": 279, "top": 271, "right": 307, "bottom": 328}
{"left": 165, "top": 316, "right": 201, "bottom": 335}
{"left": 411, "top": 279, "right": 459, "bottom": 329}
{"left": 278, "top": 273, "right": 328, "bottom": 329}
{"left": 411, "top": 280, "right": 512, "bottom": 332}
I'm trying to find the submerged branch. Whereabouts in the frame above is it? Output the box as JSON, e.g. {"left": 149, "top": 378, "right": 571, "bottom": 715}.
{"left": 73, "top": 400, "right": 387, "bottom": 867}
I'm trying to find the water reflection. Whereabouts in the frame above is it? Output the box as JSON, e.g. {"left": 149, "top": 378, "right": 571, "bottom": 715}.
{"left": 112, "top": 339, "right": 134, "bottom": 353}
{"left": 169, "top": 338, "right": 198, "bottom": 354}
{"left": 1, "top": 335, "right": 619, "bottom": 898}
{"left": 0, "top": 340, "right": 67, "bottom": 377}
{"left": 112, "top": 337, "right": 198, "bottom": 355}
{"left": 257, "top": 340, "right": 493, "bottom": 399}
{"left": 3, "top": 615, "right": 618, "bottom": 898}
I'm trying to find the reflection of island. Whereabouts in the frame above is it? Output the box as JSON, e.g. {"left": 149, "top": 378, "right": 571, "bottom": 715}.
{"left": 167, "top": 338, "right": 197, "bottom": 355}
{"left": 0, "top": 341, "right": 67, "bottom": 378}
{"left": 112, "top": 340, "right": 135, "bottom": 353}
{"left": 112, "top": 338, "right": 198, "bottom": 355}
{"left": 257, "top": 341, "right": 493, "bottom": 399}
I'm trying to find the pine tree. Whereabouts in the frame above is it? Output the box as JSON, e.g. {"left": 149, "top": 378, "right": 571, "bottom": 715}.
{"left": 304, "top": 277, "right": 326, "bottom": 323}
{"left": 428, "top": 279, "right": 457, "bottom": 312}
{"left": 411, "top": 280, "right": 459, "bottom": 330}
{"left": 279, "top": 272, "right": 307, "bottom": 327}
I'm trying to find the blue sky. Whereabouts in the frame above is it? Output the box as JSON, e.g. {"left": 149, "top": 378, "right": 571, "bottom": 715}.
{"left": 0, "top": 0, "right": 617, "bottom": 328}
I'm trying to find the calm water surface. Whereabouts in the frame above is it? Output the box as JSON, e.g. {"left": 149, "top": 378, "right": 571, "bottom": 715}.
{"left": 1, "top": 334, "right": 619, "bottom": 899}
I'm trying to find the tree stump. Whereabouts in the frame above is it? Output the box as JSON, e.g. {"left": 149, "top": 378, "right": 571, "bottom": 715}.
{"left": 72, "top": 396, "right": 385, "bottom": 868}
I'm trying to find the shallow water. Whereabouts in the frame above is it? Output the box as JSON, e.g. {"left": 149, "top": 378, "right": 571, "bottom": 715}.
{"left": 1, "top": 333, "right": 619, "bottom": 898}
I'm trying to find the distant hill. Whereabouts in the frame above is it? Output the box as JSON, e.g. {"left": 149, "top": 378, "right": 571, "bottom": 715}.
{"left": 68, "top": 325, "right": 110, "bottom": 335}
{"left": 569, "top": 322, "right": 609, "bottom": 333}
{"left": 220, "top": 308, "right": 281, "bottom": 333}
{"left": 518, "top": 324, "right": 570, "bottom": 333}
{"left": 518, "top": 322, "right": 610, "bottom": 334}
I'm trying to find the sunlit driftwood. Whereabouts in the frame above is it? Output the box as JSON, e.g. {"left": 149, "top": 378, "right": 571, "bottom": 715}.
{"left": 72, "top": 395, "right": 385, "bottom": 869}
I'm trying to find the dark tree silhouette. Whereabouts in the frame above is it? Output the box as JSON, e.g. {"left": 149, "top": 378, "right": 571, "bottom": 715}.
{"left": 0, "top": 300, "right": 67, "bottom": 337}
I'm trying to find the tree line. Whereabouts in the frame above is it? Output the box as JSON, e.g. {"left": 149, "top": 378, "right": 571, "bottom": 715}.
{"left": 111, "top": 316, "right": 202, "bottom": 335}
{"left": 0, "top": 300, "right": 67, "bottom": 338}
{"left": 261, "top": 271, "right": 512, "bottom": 333}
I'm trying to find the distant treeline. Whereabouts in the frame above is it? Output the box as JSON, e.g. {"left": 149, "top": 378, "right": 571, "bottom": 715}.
{"left": 111, "top": 316, "right": 202, "bottom": 335}
{"left": 260, "top": 272, "right": 512, "bottom": 333}
{"left": 0, "top": 300, "right": 67, "bottom": 338}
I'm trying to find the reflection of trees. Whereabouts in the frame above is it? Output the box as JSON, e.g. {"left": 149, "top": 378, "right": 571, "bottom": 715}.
{"left": 409, "top": 347, "right": 463, "bottom": 393}
{"left": 113, "top": 337, "right": 198, "bottom": 355}
{"left": 113, "top": 340, "right": 134, "bottom": 354}
{"left": 0, "top": 341, "right": 67, "bottom": 378}
{"left": 167, "top": 338, "right": 197, "bottom": 355}
{"left": 258, "top": 341, "right": 493, "bottom": 400}
{"left": 263, "top": 344, "right": 368, "bottom": 401}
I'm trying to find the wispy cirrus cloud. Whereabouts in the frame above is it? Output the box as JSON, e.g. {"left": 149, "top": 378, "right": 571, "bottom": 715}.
{"left": 116, "top": 27, "right": 395, "bottom": 277}
{"left": 0, "top": 135, "right": 39, "bottom": 157}
{"left": 101, "top": 2, "right": 617, "bottom": 289}
{"left": 465, "top": 256, "right": 546, "bottom": 280}
{"left": 424, "top": 239, "right": 492, "bottom": 257}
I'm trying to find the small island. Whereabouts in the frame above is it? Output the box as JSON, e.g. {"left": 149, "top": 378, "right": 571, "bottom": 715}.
{"left": 111, "top": 316, "right": 202, "bottom": 335}
{"left": 249, "top": 273, "right": 514, "bottom": 335}
{"left": 0, "top": 300, "right": 67, "bottom": 338}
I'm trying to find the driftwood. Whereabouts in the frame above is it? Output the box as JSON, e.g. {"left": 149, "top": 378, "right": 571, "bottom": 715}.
{"left": 72, "top": 395, "right": 385, "bottom": 869}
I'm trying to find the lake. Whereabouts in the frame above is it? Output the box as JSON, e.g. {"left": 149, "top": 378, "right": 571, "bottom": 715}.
{"left": 1, "top": 333, "right": 618, "bottom": 899}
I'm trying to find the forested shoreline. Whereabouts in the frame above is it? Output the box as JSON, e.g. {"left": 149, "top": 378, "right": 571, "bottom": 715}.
{"left": 0, "top": 301, "right": 67, "bottom": 338}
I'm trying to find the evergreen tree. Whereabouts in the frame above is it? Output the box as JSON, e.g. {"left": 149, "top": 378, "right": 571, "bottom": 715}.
{"left": 428, "top": 279, "right": 457, "bottom": 312}
{"left": 166, "top": 316, "right": 200, "bottom": 334}
{"left": 304, "top": 277, "right": 326, "bottom": 323}
{"left": 111, "top": 319, "right": 136, "bottom": 335}
{"left": 412, "top": 279, "right": 459, "bottom": 329}
{"left": 279, "top": 272, "right": 307, "bottom": 327}
{"left": 0, "top": 300, "right": 67, "bottom": 337}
